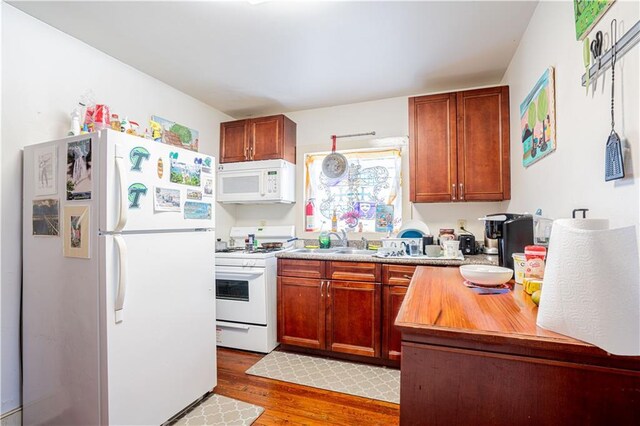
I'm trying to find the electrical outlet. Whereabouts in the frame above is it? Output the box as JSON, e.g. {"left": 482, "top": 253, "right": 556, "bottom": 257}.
{"left": 457, "top": 219, "right": 467, "bottom": 229}
{"left": 259, "top": 220, "right": 267, "bottom": 227}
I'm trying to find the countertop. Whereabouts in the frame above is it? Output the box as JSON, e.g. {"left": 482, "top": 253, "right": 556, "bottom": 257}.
{"left": 394, "top": 266, "right": 640, "bottom": 369}
{"left": 275, "top": 251, "right": 497, "bottom": 266}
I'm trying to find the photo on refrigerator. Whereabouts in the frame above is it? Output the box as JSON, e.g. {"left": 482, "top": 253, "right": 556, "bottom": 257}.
{"left": 66, "top": 138, "right": 92, "bottom": 200}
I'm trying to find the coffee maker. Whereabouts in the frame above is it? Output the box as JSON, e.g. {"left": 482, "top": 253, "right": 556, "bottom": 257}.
{"left": 482, "top": 214, "right": 533, "bottom": 270}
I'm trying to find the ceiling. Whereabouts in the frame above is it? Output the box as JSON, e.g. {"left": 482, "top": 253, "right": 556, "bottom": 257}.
{"left": 9, "top": 1, "right": 538, "bottom": 118}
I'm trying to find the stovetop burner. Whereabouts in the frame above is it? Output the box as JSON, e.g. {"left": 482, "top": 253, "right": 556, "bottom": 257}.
{"left": 215, "top": 248, "right": 245, "bottom": 253}
{"left": 215, "top": 247, "right": 286, "bottom": 254}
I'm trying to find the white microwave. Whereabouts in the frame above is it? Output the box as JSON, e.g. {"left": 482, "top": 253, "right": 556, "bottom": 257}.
{"left": 217, "top": 159, "right": 296, "bottom": 204}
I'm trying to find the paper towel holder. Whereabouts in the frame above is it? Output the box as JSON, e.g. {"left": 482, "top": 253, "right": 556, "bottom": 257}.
{"left": 572, "top": 208, "right": 589, "bottom": 219}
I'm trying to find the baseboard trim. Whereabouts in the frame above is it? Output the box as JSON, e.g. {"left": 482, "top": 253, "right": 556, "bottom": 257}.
{"left": 0, "top": 407, "right": 22, "bottom": 426}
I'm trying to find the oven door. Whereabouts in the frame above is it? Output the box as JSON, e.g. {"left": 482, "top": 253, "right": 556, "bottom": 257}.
{"left": 215, "top": 266, "right": 267, "bottom": 325}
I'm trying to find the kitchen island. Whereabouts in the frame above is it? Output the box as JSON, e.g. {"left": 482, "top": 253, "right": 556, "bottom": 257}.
{"left": 395, "top": 266, "right": 640, "bottom": 425}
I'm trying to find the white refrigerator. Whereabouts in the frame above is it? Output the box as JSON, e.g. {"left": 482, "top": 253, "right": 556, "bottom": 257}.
{"left": 22, "top": 130, "right": 216, "bottom": 425}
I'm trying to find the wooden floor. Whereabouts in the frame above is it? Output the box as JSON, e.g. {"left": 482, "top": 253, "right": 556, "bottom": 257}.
{"left": 214, "top": 348, "right": 400, "bottom": 425}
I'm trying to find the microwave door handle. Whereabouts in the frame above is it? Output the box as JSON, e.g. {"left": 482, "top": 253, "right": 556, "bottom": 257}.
{"left": 259, "top": 171, "right": 266, "bottom": 197}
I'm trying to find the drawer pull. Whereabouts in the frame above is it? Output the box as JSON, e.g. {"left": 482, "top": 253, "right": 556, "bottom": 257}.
{"left": 402, "top": 274, "right": 413, "bottom": 280}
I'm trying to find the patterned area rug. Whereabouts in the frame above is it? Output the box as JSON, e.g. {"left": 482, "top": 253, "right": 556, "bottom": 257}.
{"left": 246, "top": 351, "right": 400, "bottom": 404}
{"left": 173, "top": 394, "right": 264, "bottom": 425}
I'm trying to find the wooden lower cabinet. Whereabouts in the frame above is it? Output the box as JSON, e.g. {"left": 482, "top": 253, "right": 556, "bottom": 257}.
{"left": 381, "top": 264, "right": 415, "bottom": 361}
{"left": 278, "top": 259, "right": 390, "bottom": 361}
{"left": 382, "top": 285, "right": 408, "bottom": 361}
{"left": 278, "top": 260, "right": 419, "bottom": 364}
{"left": 401, "top": 342, "right": 640, "bottom": 425}
{"left": 327, "top": 280, "right": 381, "bottom": 358}
{"left": 277, "top": 276, "right": 325, "bottom": 349}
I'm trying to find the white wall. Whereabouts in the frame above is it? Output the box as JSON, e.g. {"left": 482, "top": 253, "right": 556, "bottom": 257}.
{"left": 233, "top": 96, "right": 506, "bottom": 239}
{"left": 501, "top": 0, "right": 639, "bottom": 227}
{"left": 0, "top": 4, "right": 234, "bottom": 415}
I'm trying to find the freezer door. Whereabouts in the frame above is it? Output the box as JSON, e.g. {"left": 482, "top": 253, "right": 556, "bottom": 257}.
{"left": 101, "top": 231, "right": 216, "bottom": 425}
{"left": 99, "top": 130, "right": 215, "bottom": 232}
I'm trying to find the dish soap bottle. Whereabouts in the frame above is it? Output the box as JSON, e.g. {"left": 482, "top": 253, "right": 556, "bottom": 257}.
{"left": 318, "top": 222, "right": 330, "bottom": 248}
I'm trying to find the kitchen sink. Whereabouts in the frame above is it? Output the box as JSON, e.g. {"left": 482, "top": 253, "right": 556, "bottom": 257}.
{"left": 289, "top": 248, "right": 375, "bottom": 256}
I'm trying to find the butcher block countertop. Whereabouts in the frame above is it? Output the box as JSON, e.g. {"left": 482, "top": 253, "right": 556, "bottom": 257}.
{"left": 395, "top": 266, "right": 640, "bottom": 370}
{"left": 396, "top": 266, "right": 640, "bottom": 426}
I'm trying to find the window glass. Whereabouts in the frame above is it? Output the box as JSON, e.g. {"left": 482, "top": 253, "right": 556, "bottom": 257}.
{"left": 303, "top": 148, "right": 402, "bottom": 233}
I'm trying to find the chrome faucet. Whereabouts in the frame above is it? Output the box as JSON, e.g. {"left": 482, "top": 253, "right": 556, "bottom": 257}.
{"left": 361, "top": 236, "right": 369, "bottom": 250}
{"left": 328, "top": 230, "right": 348, "bottom": 247}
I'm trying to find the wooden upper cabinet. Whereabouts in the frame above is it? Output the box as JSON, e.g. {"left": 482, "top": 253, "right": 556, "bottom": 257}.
{"left": 220, "top": 114, "right": 296, "bottom": 164}
{"left": 409, "top": 93, "right": 457, "bottom": 202}
{"left": 219, "top": 119, "right": 249, "bottom": 163}
{"left": 409, "top": 86, "right": 510, "bottom": 203}
{"left": 457, "top": 86, "right": 510, "bottom": 201}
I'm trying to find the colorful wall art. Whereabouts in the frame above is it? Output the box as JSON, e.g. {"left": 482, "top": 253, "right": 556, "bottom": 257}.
{"left": 520, "top": 67, "right": 556, "bottom": 167}
{"left": 151, "top": 115, "right": 199, "bottom": 152}
{"left": 574, "top": 0, "right": 615, "bottom": 40}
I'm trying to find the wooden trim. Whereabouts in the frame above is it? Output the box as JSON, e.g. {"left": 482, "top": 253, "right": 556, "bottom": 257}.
{"left": 408, "top": 97, "right": 417, "bottom": 202}
{"left": 501, "top": 85, "right": 511, "bottom": 200}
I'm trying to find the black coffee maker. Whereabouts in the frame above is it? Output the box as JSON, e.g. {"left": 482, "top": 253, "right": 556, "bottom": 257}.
{"left": 483, "top": 213, "right": 533, "bottom": 270}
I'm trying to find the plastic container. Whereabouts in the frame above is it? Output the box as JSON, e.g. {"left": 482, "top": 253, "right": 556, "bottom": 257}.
{"left": 512, "top": 253, "right": 526, "bottom": 284}
{"left": 524, "top": 245, "right": 547, "bottom": 279}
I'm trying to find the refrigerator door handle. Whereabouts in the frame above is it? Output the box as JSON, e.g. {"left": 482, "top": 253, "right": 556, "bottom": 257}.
{"left": 114, "top": 145, "right": 128, "bottom": 232}
{"left": 114, "top": 235, "right": 128, "bottom": 323}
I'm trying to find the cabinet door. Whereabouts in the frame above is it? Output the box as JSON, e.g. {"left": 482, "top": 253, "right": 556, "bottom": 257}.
{"left": 277, "top": 276, "right": 325, "bottom": 349}
{"left": 409, "top": 93, "right": 458, "bottom": 202}
{"left": 326, "top": 280, "right": 381, "bottom": 358}
{"left": 382, "top": 285, "right": 408, "bottom": 361}
{"left": 250, "top": 115, "right": 283, "bottom": 161}
{"left": 382, "top": 264, "right": 416, "bottom": 286}
{"left": 220, "top": 120, "right": 249, "bottom": 163}
{"left": 456, "top": 86, "right": 510, "bottom": 201}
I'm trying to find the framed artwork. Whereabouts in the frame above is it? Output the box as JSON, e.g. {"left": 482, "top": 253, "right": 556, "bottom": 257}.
{"left": 151, "top": 115, "right": 199, "bottom": 152}
{"left": 34, "top": 145, "right": 57, "bottom": 196}
{"left": 520, "top": 67, "right": 556, "bottom": 167}
{"left": 63, "top": 205, "right": 90, "bottom": 258}
{"left": 574, "top": 0, "right": 615, "bottom": 40}
{"left": 32, "top": 199, "right": 59, "bottom": 236}
{"left": 66, "top": 138, "right": 92, "bottom": 200}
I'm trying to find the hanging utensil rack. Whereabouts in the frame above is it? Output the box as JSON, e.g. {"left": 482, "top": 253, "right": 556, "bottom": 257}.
{"left": 581, "top": 20, "right": 640, "bottom": 87}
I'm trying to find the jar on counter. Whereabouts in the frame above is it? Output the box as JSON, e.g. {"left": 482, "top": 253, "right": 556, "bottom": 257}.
{"left": 439, "top": 228, "right": 456, "bottom": 247}
{"left": 524, "top": 245, "right": 547, "bottom": 279}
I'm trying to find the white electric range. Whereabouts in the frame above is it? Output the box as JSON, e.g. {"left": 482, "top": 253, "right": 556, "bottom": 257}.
{"left": 214, "top": 226, "right": 296, "bottom": 353}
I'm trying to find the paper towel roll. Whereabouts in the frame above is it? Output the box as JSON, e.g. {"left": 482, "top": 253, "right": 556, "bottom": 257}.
{"left": 537, "top": 219, "right": 640, "bottom": 355}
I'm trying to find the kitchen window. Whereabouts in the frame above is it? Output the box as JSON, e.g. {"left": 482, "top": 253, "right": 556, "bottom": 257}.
{"left": 304, "top": 147, "right": 402, "bottom": 233}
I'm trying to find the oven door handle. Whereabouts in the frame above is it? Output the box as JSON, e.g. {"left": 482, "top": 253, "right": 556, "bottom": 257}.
{"left": 216, "top": 266, "right": 265, "bottom": 277}
{"left": 216, "top": 322, "right": 251, "bottom": 331}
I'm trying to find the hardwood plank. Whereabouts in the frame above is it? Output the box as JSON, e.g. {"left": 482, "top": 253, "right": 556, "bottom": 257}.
{"left": 214, "top": 348, "right": 399, "bottom": 425}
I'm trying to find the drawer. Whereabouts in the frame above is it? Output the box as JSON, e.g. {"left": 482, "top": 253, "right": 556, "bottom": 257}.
{"left": 382, "top": 264, "right": 417, "bottom": 286}
{"left": 327, "top": 261, "right": 380, "bottom": 282}
{"left": 278, "top": 259, "right": 324, "bottom": 279}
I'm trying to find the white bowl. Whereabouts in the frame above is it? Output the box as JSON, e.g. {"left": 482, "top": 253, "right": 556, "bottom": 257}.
{"left": 459, "top": 264, "right": 513, "bottom": 285}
